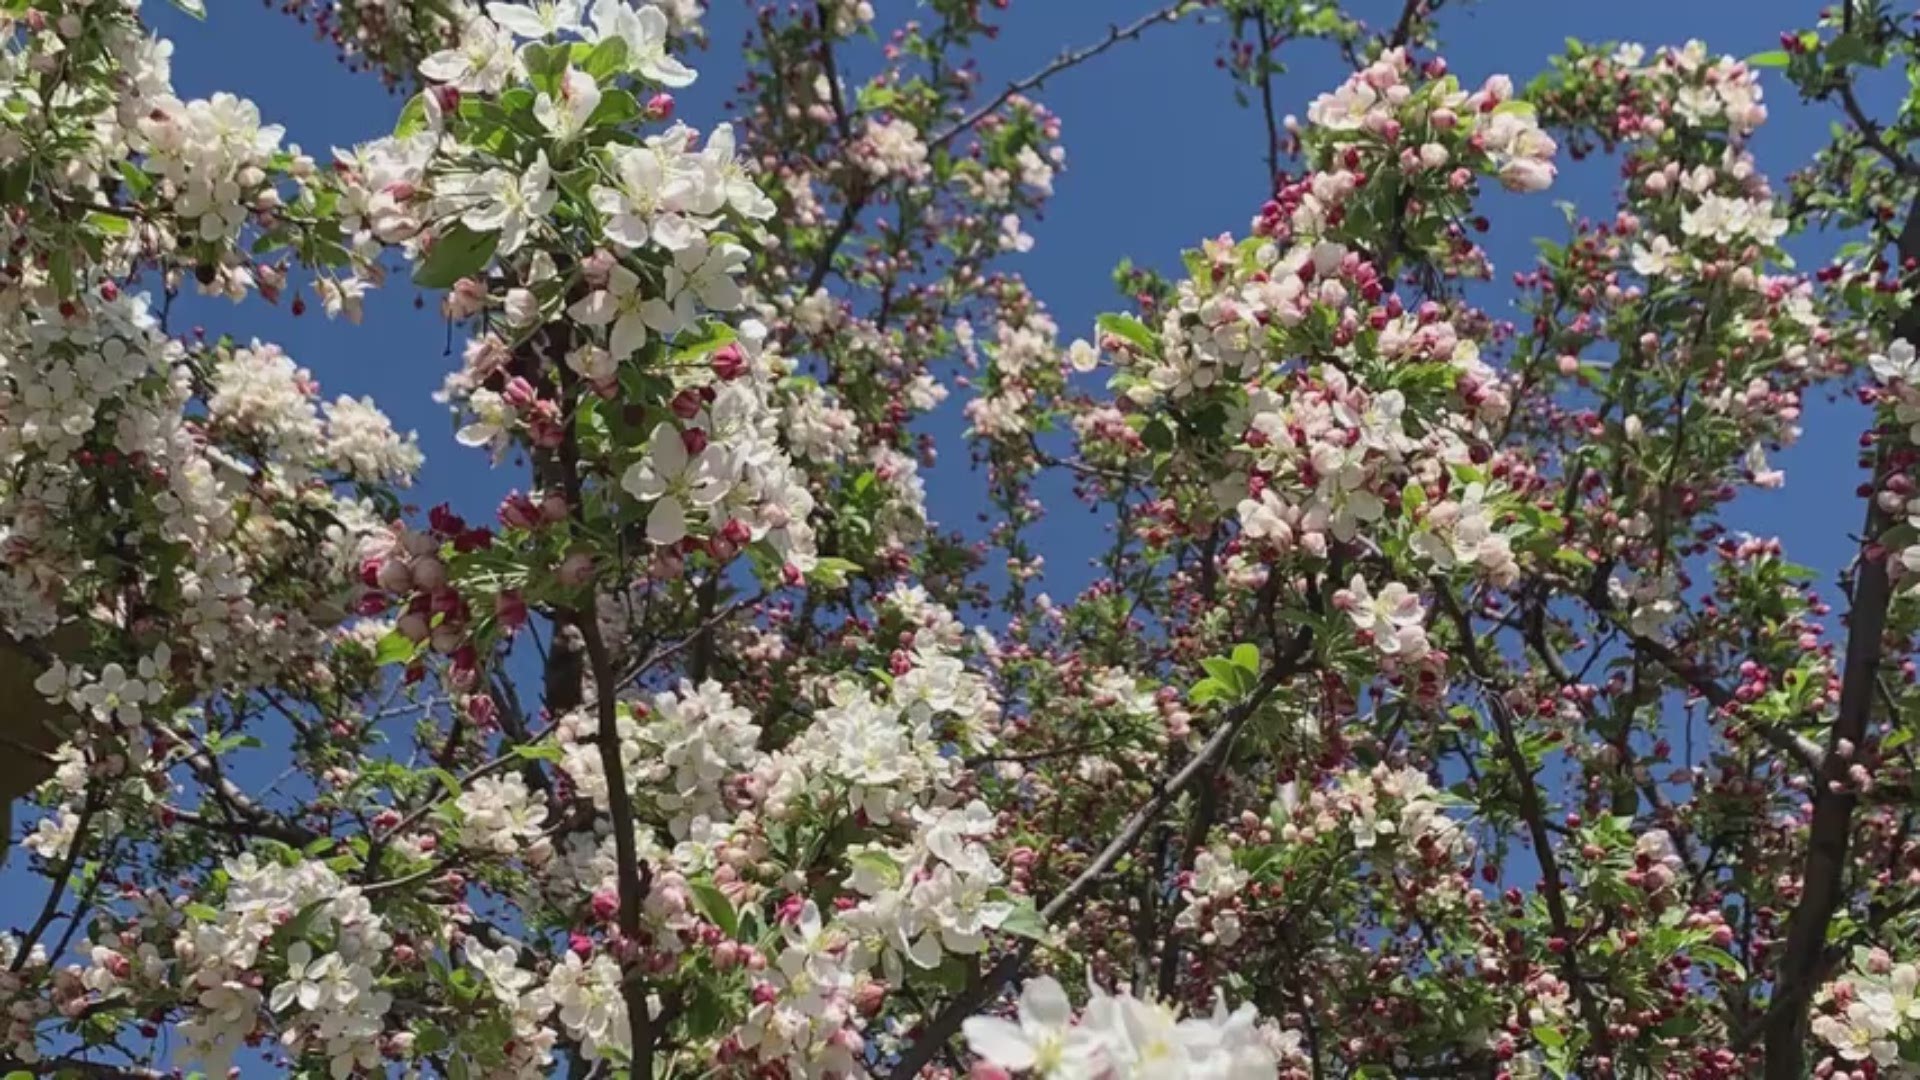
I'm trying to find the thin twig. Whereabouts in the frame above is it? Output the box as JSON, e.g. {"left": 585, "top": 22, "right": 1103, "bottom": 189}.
{"left": 927, "top": 3, "right": 1190, "bottom": 150}
{"left": 13, "top": 790, "right": 99, "bottom": 972}
{"left": 1437, "top": 589, "right": 1612, "bottom": 1062}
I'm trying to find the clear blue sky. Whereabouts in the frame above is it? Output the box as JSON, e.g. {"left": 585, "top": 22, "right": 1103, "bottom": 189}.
{"left": 6, "top": 0, "right": 1878, "bottom": 1069}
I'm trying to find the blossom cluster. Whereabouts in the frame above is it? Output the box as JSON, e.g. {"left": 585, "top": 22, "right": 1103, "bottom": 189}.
{"left": 963, "top": 975, "right": 1284, "bottom": 1079}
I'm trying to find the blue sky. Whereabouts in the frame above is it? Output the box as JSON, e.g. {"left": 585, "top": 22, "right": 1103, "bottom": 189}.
{"left": 5, "top": 0, "right": 1884, "bottom": 1069}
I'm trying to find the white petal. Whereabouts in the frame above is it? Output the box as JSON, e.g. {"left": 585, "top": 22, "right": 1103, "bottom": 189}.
{"left": 611, "top": 311, "right": 648, "bottom": 358}
{"left": 643, "top": 55, "right": 697, "bottom": 88}
{"left": 456, "top": 422, "right": 499, "bottom": 447}
{"left": 486, "top": 2, "right": 548, "bottom": 37}
{"left": 420, "top": 51, "right": 468, "bottom": 82}
{"left": 568, "top": 291, "right": 618, "bottom": 326}
{"left": 647, "top": 494, "right": 687, "bottom": 546}
{"left": 647, "top": 422, "right": 687, "bottom": 472}
{"left": 962, "top": 1017, "right": 1038, "bottom": 1071}
{"left": 1020, "top": 976, "right": 1072, "bottom": 1028}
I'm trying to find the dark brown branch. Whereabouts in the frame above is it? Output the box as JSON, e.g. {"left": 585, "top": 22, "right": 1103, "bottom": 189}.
{"left": 802, "top": 188, "right": 867, "bottom": 297}
{"left": 180, "top": 743, "right": 321, "bottom": 847}
{"left": 576, "top": 610, "right": 658, "bottom": 1078}
{"left": 1254, "top": 9, "right": 1282, "bottom": 185}
{"left": 1758, "top": 187, "right": 1920, "bottom": 1080}
{"left": 1580, "top": 580, "right": 1825, "bottom": 774}
{"left": 1156, "top": 765, "right": 1222, "bottom": 997}
{"left": 1387, "top": 0, "right": 1446, "bottom": 49}
{"left": 812, "top": 0, "right": 855, "bottom": 140}
{"left": 1834, "top": 79, "right": 1920, "bottom": 178}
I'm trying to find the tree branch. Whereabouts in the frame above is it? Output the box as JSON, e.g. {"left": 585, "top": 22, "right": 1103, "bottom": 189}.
{"left": 1437, "top": 589, "right": 1612, "bottom": 1062}
{"left": 927, "top": 3, "right": 1189, "bottom": 151}
{"left": 1757, "top": 184, "right": 1920, "bottom": 1078}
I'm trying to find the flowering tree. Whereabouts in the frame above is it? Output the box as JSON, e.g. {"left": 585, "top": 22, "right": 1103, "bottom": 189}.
{"left": 5, "top": 0, "right": 1920, "bottom": 1077}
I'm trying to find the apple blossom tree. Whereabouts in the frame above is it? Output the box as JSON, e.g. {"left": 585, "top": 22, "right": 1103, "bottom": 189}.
{"left": 3, "top": 0, "right": 1920, "bottom": 1077}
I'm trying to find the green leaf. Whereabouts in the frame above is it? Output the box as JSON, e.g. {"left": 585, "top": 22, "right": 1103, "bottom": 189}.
{"left": 412, "top": 1023, "right": 451, "bottom": 1056}
{"left": 587, "top": 88, "right": 641, "bottom": 129}
{"left": 999, "top": 899, "right": 1048, "bottom": 943}
{"left": 413, "top": 224, "right": 499, "bottom": 289}
{"left": 1141, "top": 417, "right": 1174, "bottom": 452}
{"left": 183, "top": 903, "right": 221, "bottom": 921}
{"left": 1200, "top": 656, "right": 1251, "bottom": 698}
{"left": 683, "top": 983, "right": 727, "bottom": 1037}
{"left": 522, "top": 43, "right": 571, "bottom": 95}
{"left": 1230, "top": 643, "right": 1259, "bottom": 674}
{"left": 850, "top": 848, "right": 904, "bottom": 890}
{"left": 47, "top": 247, "right": 76, "bottom": 298}
{"left": 116, "top": 162, "right": 151, "bottom": 199}
{"left": 86, "top": 211, "right": 131, "bottom": 236}
{"left": 497, "top": 88, "right": 536, "bottom": 117}
{"left": 670, "top": 321, "right": 739, "bottom": 363}
{"left": 282, "top": 898, "right": 330, "bottom": 942}
{"left": 688, "top": 879, "right": 739, "bottom": 938}
{"left": 373, "top": 630, "right": 417, "bottom": 667}
{"left": 582, "top": 35, "right": 629, "bottom": 80}
{"left": 858, "top": 84, "right": 899, "bottom": 111}
{"left": 554, "top": 166, "right": 598, "bottom": 203}
{"left": 1531, "top": 1024, "right": 1567, "bottom": 1049}
{"left": 807, "top": 556, "right": 864, "bottom": 590}
{"left": 1402, "top": 480, "right": 1427, "bottom": 517}
{"left": 515, "top": 742, "right": 565, "bottom": 763}
{"left": 1827, "top": 33, "right": 1870, "bottom": 67}
{"left": 394, "top": 93, "right": 432, "bottom": 138}
{"left": 1096, "top": 312, "right": 1158, "bottom": 355}
{"left": 168, "top": 0, "right": 205, "bottom": 17}
{"left": 1694, "top": 945, "right": 1747, "bottom": 979}
{"left": 1492, "top": 99, "right": 1537, "bottom": 118}
{"left": 0, "top": 173, "right": 27, "bottom": 221}
{"left": 1746, "top": 49, "right": 1791, "bottom": 69}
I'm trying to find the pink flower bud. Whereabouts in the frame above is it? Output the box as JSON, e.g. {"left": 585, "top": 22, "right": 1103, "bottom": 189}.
{"left": 445, "top": 277, "right": 487, "bottom": 320}
{"left": 711, "top": 343, "right": 748, "bottom": 380}
{"left": 503, "top": 377, "right": 538, "bottom": 408}
{"left": 411, "top": 556, "right": 448, "bottom": 591}
{"left": 557, "top": 551, "right": 596, "bottom": 587}
{"left": 581, "top": 248, "right": 617, "bottom": 288}
{"left": 496, "top": 591, "right": 528, "bottom": 631}
{"left": 376, "top": 558, "right": 413, "bottom": 594}
{"left": 397, "top": 612, "right": 430, "bottom": 642}
{"left": 430, "top": 625, "right": 464, "bottom": 655}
